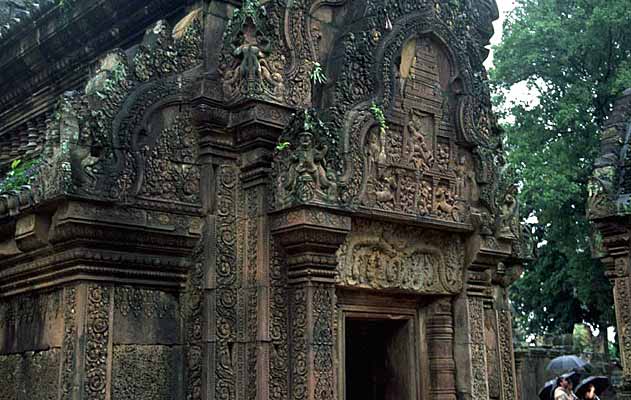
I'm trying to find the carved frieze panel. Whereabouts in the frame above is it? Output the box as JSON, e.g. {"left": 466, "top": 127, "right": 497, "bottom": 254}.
{"left": 136, "top": 110, "right": 201, "bottom": 206}
{"left": 336, "top": 219, "right": 464, "bottom": 294}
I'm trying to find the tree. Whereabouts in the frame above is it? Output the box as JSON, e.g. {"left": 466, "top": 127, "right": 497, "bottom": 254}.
{"left": 491, "top": 0, "right": 631, "bottom": 341}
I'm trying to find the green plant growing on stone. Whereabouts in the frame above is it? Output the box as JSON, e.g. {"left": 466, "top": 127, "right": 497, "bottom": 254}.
{"left": 370, "top": 102, "right": 388, "bottom": 134}
{"left": 276, "top": 141, "right": 290, "bottom": 151}
{"left": 310, "top": 61, "right": 327, "bottom": 84}
{"left": 0, "top": 158, "right": 42, "bottom": 193}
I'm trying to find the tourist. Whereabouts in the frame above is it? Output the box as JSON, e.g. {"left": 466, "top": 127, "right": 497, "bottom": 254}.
{"left": 554, "top": 376, "right": 578, "bottom": 400}
{"left": 579, "top": 384, "right": 598, "bottom": 400}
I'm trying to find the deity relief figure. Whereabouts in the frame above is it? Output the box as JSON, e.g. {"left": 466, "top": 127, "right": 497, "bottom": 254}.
{"left": 222, "top": 0, "right": 283, "bottom": 100}
{"left": 282, "top": 130, "right": 337, "bottom": 205}
{"left": 435, "top": 143, "right": 450, "bottom": 171}
{"left": 362, "top": 126, "right": 394, "bottom": 208}
{"left": 405, "top": 111, "right": 433, "bottom": 171}
{"left": 418, "top": 180, "right": 433, "bottom": 215}
{"left": 498, "top": 184, "right": 519, "bottom": 238}
{"left": 434, "top": 184, "right": 464, "bottom": 221}
{"left": 365, "top": 125, "right": 388, "bottom": 177}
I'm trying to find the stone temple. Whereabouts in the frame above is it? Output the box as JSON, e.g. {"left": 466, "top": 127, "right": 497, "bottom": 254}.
{"left": 0, "top": 0, "right": 530, "bottom": 399}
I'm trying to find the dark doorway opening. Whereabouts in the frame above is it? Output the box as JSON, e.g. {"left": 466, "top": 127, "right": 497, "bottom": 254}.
{"left": 345, "top": 317, "right": 413, "bottom": 400}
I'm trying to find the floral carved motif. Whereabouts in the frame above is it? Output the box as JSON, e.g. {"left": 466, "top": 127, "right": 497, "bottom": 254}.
{"left": 85, "top": 285, "right": 112, "bottom": 400}
{"left": 468, "top": 297, "right": 490, "bottom": 399}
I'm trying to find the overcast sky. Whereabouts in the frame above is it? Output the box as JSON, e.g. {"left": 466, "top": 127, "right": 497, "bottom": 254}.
{"left": 485, "top": 0, "right": 517, "bottom": 70}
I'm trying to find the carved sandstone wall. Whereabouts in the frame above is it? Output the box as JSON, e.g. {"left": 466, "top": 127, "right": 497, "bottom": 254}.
{"left": 0, "top": 0, "right": 530, "bottom": 399}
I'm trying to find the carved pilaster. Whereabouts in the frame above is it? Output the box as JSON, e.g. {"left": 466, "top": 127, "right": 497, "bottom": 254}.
{"left": 272, "top": 206, "right": 350, "bottom": 400}
{"left": 456, "top": 231, "right": 520, "bottom": 400}
{"left": 593, "top": 222, "right": 631, "bottom": 397}
{"left": 427, "top": 298, "right": 457, "bottom": 400}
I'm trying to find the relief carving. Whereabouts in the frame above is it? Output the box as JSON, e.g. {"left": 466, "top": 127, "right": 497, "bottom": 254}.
{"left": 404, "top": 111, "right": 434, "bottom": 171}
{"left": 468, "top": 297, "right": 490, "bottom": 399}
{"left": 337, "top": 219, "right": 464, "bottom": 294}
{"left": 85, "top": 285, "right": 112, "bottom": 400}
{"left": 497, "top": 184, "right": 519, "bottom": 239}
{"left": 273, "top": 110, "right": 339, "bottom": 209}
{"left": 222, "top": 0, "right": 284, "bottom": 102}
{"left": 343, "top": 36, "right": 471, "bottom": 224}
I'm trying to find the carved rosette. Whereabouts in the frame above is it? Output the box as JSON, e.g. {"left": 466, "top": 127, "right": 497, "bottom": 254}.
{"left": 85, "top": 285, "right": 112, "bottom": 400}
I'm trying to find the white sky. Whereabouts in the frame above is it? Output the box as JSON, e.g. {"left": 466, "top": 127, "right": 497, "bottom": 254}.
{"left": 486, "top": 1, "right": 540, "bottom": 117}
{"left": 485, "top": 0, "right": 517, "bottom": 70}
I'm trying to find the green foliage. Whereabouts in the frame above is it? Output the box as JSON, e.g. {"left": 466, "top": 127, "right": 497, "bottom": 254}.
{"left": 370, "top": 102, "right": 388, "bottom": 134}
{"left": 310, "top": 61, "right": 327, "bottom": 84}
{"left": 276, "top": 141, "right": 290, "bottom": 151}
{"left": 492, "top": 0, "right": 631, "bottom": 339}
{"left": 0, "top": 158, "right": 42, "bottom": 193}
{"left": 572, "top": 324, "right": 594, "bottom": 354}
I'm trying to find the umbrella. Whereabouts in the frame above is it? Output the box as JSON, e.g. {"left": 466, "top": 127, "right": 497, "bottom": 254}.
{"left": 561, "top": 370, "right": 582, "bottom": 388}
{"left": 538, "top": 378, "right": 557, "bottom": 400}
{"left": 546, "top": 355, "right": 591, "bottom": 375}
{"left": 575, "top": 376, "right": 609, "bottom": 398}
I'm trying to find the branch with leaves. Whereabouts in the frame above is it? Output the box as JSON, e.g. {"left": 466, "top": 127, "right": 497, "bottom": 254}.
{"left": 370, "top": 101, "right": 388, "bottom": 134}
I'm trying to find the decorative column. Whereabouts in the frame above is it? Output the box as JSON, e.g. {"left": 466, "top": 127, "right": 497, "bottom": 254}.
{"left": 587, "top": 89, "right": 631, "bottom": 400}
{"left": 595, "top": 225, "right": 631, "bottom": 400}
{"left": 493, "top": 262, "right": 521, "bottom": 400}
{"left": 271, "top": 207, "right": 350, "bottom": 400}
{"left": 455, "top": 226, "right": 523, "bottom": 400}
{"left": 427, "top": 297, "right": 457, "bottom": 400}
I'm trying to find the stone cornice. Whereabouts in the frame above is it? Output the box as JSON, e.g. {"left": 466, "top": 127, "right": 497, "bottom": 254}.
{"left": 0, "top": 0, "right": 188, "bottom": 130}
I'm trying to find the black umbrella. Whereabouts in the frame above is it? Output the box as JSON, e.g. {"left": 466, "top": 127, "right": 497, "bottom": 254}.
{"left": 575, "top": 376, "right": 609, "bottom": 398}
{"left": 561, "top": 370, "right": 582, "bottom": 388}
{"left": 538, "top": 378, "right": 557, "bottom": 400}
{"left": 546, "top": 355, "right": 591, "bottom": 375}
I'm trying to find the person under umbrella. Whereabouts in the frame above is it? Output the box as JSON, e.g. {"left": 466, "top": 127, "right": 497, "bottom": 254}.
{"left": 539, "top": 378, "right": 557, "bottom": 400}
{"left": 575, "top": 376, "right": 609, "bottom": 400}
{"left": 554, "top": 371, "right": 581, "bottom": 400}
